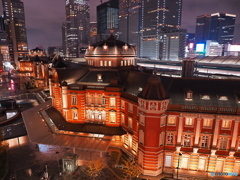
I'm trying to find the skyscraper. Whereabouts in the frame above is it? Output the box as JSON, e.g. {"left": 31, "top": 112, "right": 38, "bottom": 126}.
{"left": 2, "top": 0, "right": 28, "bottom": 65}
{"left": 209, "top": 13, "right": 236, "bottom": 44}
{"left": 195, "top": 15, "right": 211, "bottom": 43}
{"left": 140, "top": 0, "right": 182, "bottom": 59}
{"left": 118, "top": 0, "right": 141, "bottom": 51}
{"left": 195, "top": 13, "right": 236, "bottom": 45}
{"left": 97, "top": 0, "right": 119, "bottom": 37}
{"left": 65, "top": 0, "right": 90, "bottom": 58}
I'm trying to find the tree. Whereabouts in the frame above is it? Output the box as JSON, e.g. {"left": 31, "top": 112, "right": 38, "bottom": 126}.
{"left": 85, "top": 158, "right": 105, "bottom": 180}
{"left": 118, "top": 158, "right": 141, "bottom": 180}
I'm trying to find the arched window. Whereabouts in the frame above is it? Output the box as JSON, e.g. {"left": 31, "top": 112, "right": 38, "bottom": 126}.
{"left": 109, "top": 110, "right": 116, "bottom": 123}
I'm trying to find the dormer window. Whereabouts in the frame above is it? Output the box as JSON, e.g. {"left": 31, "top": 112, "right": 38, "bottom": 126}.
{"left": 102, "top": 43, "right": 108, "bottom": 51}
{"left": 218, "top": 96, "right": 228, "bottom": 101}
{"left": 123, "top": 44, "right": 128, "bottom": 51}
{"left": 185, "top": 90, "right": 193, "bottom": 101}
{"left": 201, "top": 94, "right": 210, "bottom": 100}
{"left": 97, "top": 74, "right": 103, "bottom": 82}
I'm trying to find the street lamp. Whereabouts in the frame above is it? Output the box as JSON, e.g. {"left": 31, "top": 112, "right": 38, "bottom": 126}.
{"left": 176, "top": 152, "right": 182, "bottom": 180}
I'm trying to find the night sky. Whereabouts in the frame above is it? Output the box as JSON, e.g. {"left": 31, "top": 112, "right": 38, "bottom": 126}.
{"left": 1, "top": 0, "right": 240, "bottom": 49}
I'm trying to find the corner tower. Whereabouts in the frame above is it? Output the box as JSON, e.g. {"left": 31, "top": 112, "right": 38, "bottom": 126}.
{"left": 137, "top": 75, "right": 169, "bottom": 176}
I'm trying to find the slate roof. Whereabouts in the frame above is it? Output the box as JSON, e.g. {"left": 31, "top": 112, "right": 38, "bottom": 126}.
{"left": 56, "top": 66, "right": 89, "bottom": 84}
{"left": 165, "top": 77, "right": 240, "bottom": 108}
{"left": 78, "top": 70, "right": 117, "bottom": 84}
{"left": 54, "top": 61, "right": 240, "bottom": 108}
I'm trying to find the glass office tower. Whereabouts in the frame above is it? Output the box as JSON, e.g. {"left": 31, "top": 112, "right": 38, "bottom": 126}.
{"left": 65, "top": 0, "right": 90, "bottom": 57}
{"left": 2, "top": 0, "right": 28, "bottom": 64}
{"left": 209, "top": 13, "right": 236, "bottom": 44}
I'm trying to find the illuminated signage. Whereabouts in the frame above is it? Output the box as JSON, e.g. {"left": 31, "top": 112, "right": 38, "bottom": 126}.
{"left": 196, "top": 44, "right": 205, "bottom": 52}
{"left": 188, "top": 43, "right": 194, "bottom": 49}
{"left": 229, "top": 45, "right": 240, "bottom": 52}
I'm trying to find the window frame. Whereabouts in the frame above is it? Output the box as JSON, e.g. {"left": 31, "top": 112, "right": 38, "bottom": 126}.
{"left": 166, "top": 132, "right": 175, "bottom": 145}
{"left": 221, "top": 120, "right": 231, "bottom": 129}
{"left": 167, "top": 115, "right": 176, "bottom": 125}
{"left": 185, "top": 117, "right": 194, "bottom": 126}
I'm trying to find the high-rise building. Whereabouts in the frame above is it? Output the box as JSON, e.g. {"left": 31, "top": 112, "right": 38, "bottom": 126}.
{"left": 195, "top": 13, "right": 236, "bottom": 45}
{"left": 195, "top": 15, "right": 211, "bottom": 43}
{"left": 139, "top": 0, "right": 182, "bottom": 59}
{"left": 2, "top": 0, "right": 28, "bottom": 65}
{"left": 209, "top": 13, "right": 236, "bottom": 44}
{"left": 160, "top": 29, "right": 186, "bottom": 61}
{"left": 65, "top": 0, "right": 90, "bottom": 58}
{"left": 118, "top": 0, "right": 141, "bottom": 51}
{"left": 97, "top": 0, "right": 119, "bottom": 37}
{"left": 62, "top": 22, "right": 67, "bottom": 57}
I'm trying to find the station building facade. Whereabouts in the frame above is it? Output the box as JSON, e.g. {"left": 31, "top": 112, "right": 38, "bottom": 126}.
{"left": 49, "top": 35, "right": 240, "bottom": 176}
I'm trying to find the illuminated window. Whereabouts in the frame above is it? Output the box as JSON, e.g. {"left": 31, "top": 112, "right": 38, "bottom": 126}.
{"left": 73, "top": 110, "right": 78, "bottom": 120}
{"left": 183, "top": 134, "right": 192, "bottom": 147}
{"left": 234, "top": 161, "right": 240, "bottom": 174}
{"left": 109, "top": 97, "right": 116, "bottom": 107}
{"left": 100, "top": 61, "right": 103, "bottom": 66}
{"left": 166, "top": 132, "right": 174, "bottom": 145}
{"left": 121, "top": 113, "right": 125, "bottom": 124}
{"left": 181, "top": 156, "right": 189, "bottom": 169}
{"left": 218, "top": 96, "right": 228, "bottom": 101}
{"left": 198, "top": 157, "right": 206, "bottom": 171}
{"left": 185, "top": 90, "right": 193, "bottom": 101}
{"left": 216, "top": 159, "right": 224, "bottom": 172}
{"left": 128, "top": 117, "right": 133, "bottom": 129}
{"left": 72, "top": 95, "right": 77, "bottom": 105}
{"left": 124, "top": 134, "right": 132, "bottom": 148}
{"left": 201, "top": 94, "right": 210, "bottom": 100}
{"left": 121, "top": 61, "right": 123, "bottom": 66}
{"left": 165, "top": 155, "right": 172, "bottom": 167}
{"left": 167, "top": 116, "right": 176, "bottom": 125}
{"left": 219, "top": 137, "right": 228, "bottom": 150}
{"left": 185, "top": 117, "right": 194, "bottom": 126}
{"left": 201, "top": 135, "right": 209, "bottom": 148}
{"left": 97, "top": 74, "right": 102, "bottom": 82}
{"left": 222, "top": 120, "right": 231, "bottom": 129}
{"left": 108, "top": 61, "right": 111, "bottom": 66}
{"left": 203, "top": 118, "right": 212, "bottom": 127}
{"left": 109, "top": 111, "right": 116, "bottom": 123}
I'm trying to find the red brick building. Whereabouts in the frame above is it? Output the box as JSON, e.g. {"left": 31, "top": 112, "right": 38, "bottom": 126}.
{"left": 49, "top": 35, "right": 240, "bottom": 176}
{"left": 18, "top": 47, "right": 50, "bottom": 88}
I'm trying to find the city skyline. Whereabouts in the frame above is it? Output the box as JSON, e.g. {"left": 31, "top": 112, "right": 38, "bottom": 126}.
{"left": 1, "top": 0, "right": 240, "bottom": 49}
